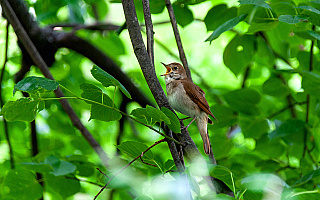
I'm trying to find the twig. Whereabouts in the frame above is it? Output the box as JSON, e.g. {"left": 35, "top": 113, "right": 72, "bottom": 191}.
{"left": 96, "top": 168, "right": 110, "bottom": 178}
{"left": 164, "top": 0, "right": 191, "bottom": 80}
{"left": 0, "top": 0, "right": 110, "bottom": 167}
{"left": 140, "top": 156, "right": 157, "bottom": 167}
{"left": 65, "top": 176, "right": 105, "bottom": 187}
{"left": 242, "top": 65, "right": 251, "bottom": 88}
{"left": 267, "top": 101, "right": 307, "bottom": 119}
{"left": 94, "top": 139, "right": 166, "bottom": 199}
{"left": 0, "top": 21, "right": 14, "bottom": 169}
{"left": 142, "top": 0, "right": 154, "bottom": 66}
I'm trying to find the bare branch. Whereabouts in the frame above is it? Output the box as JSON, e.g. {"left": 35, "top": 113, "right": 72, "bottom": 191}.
{"left": 164, "top": 0, "right": 191, "bottom": 80}
{"left": 142, "top": 0, "right": 155, "bottom": 66}
{"left": 94, "top": 139, "right": 166, "bottom": 199}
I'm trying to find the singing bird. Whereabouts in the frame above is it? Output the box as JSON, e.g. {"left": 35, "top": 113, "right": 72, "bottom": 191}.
{"left": 161, "top": 62, "right": 217, "bottom": 155}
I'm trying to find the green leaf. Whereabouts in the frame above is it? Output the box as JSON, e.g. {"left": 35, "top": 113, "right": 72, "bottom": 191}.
{"left": 223, "top": 35, "right": 256, "bottom": 75}
{"left": 293, "top": 169, "right": 320, "bottom": 187}
{"left": 239, "top": 0, "right": 271, "bottom": 9}
{"left": 91, "top": 65, "right": 131, "bottom": 99}
{"left": 146, "top": 105, "right": 170, "bottom": 124}
{"left": 210, "top": 105, "right": 237, "bottom": 128}
{"left": 13, "top": 76, "right": 59, "bottom": 95}
{"left": 255, "top": 134, "right": 286, "bottom": 158}
{"left": 21, "top": 162, "right": 53, "bottom": 173}
{"left": 269, "top": 119, "right": 306, "bottom": 140}
{"left": 247, "top": 21, "right": 278, "bottom": 34}
{"left": 0, "top": 98, "right": 44, "bottom": 122}
{"left": 205, "top": 14, "right": 247, "bottom": 42}
{"left": 45, "top": 173, "right": 80, "bottom": 198}
{"left": 209, "top": 164, "right": 236, "bottom": 192}
{"left": 308, "top": 30, "right": 320, "bottom": 40}
{"left": 44, "top": 155, "right": 76, "bottom": 176}
{"left": 278, "top": 15, "right": 309, "bottom": 24}
{"left": 240, "top": 117, "right": 269, "bottom": 139}
{"left": 164, "top": 159, "right": 176, "bottom": 171}
{"left": 1, "top": 168, "right": 43, "bottom": 200}
{"left": 301, "top": 71, "right": 320, "bottom": 98}
{"left": 262, "top": 76, "right": 291, "bottom": 97}
{"left": 172, "top": 4, "right": 193, "bottom": 27}
{"left": 80, "top": 83, "right": 122, "bottom": 122}
{"left": 161, "top": 107, "right": 181, "bottom": 133}
{"left": 296, "top": 6, "right": 320, "bottom": 15}
{"left": 204, "top": 4, "right": 237, "bottom": 31}
{"left": 224, "top": 88, "right": 261, "bottom": 115}
{"left": 130, "top": 107, "right": 154, "bottom": 125}
{"left": 117, "top": 141, "right": 153, "bottom": 161}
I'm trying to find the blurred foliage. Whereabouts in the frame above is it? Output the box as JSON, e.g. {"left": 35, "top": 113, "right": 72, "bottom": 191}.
{"left": 1, "top": 0, "right": 320, "bottom": 199}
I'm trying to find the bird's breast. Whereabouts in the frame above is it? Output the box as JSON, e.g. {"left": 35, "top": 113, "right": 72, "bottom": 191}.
{"left": 166, "top": 81, "right": 200, "bottom": 118}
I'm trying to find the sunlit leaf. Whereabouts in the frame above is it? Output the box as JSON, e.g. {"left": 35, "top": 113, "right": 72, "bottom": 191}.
{"left": 161, "top": 107, "right": 181, "bottom": 133}
{"left": 91, "top": 65, "right": 131, "bottom": 99}
{"left": 223, "top": 35, "right": 256, "bottom": 75}
{"left": 13, "top": 76, "right": 59, "bottom": 95}
{"left": 131, "top": 107, "right": 154, "bottom": 125}
{"left": 209, "top": 164, "right": 236, "bottom": 192}
{"left": 240, "top": 173, "right": 288, "bottom": 191}
{"left": 301, "top": 71, "right": 320, "bottom": 98}
{"left": 146, "top": 105, "right": 170, "bottom": 124}
{"left": 0, "top": 98, "right": 44, "bottom": 122}
{"left": 80, "top": 83, "right": 122, "bottom": 122}
{"left": 205, "top": 14, "right": 247, "bottom": 42}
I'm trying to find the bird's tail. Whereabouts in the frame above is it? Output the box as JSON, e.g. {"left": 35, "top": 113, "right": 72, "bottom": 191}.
{"left": 196, "top": 115, "right": 211, "bottom": 155}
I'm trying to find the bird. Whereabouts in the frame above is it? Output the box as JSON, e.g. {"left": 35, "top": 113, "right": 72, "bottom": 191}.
{"left": 161, "top": 62, "right": 217, "bottom": 155}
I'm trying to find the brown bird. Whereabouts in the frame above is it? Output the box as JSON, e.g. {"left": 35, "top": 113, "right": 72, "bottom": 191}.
{"left": 161, "top": 62, "right": 217, "bottom": 155}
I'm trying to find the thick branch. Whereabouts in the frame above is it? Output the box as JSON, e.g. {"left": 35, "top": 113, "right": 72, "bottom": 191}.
{"left": 1, "top": 0, "right": 110, "bottom": 167}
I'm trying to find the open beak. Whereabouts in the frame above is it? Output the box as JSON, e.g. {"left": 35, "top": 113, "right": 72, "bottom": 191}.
{"left": 160, "top": 62, "right": 172, "bottom": 76}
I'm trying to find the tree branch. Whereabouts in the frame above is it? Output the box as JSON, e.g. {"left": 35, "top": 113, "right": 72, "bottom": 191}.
{"left": 0, "top": 0, "right": 110, "bottom": 167}
{"left": 142, "top": 0, "right": 154, "bottom": 66}
{"left": 164, "top": 0, "right": 191, "bottom": 80}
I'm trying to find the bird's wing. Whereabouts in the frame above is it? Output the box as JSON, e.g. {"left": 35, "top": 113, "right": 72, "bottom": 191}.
{"left": 182, "top": 79, "right": 217, "bottom": 121}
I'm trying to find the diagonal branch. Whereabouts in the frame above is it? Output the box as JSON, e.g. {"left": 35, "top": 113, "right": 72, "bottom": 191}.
{"left": 0, "top": 0, "right": 110, "bottom": 167}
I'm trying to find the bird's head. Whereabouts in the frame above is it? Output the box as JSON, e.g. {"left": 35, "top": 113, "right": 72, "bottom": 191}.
{"left": 161, "top": 62, "right": 187, "bottom": 80}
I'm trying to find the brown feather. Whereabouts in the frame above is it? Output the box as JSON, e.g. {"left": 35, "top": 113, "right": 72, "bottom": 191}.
{"left": 182, "top": 79, "right": 217, "bottom": 121}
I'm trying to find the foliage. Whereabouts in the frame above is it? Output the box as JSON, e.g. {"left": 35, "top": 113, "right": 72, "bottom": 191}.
{"left": 1, "top": 0, "right": 320, "bottom": 199}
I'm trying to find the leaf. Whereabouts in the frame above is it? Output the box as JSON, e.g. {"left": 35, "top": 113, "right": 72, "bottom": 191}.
{"left": 204, "top": 4, "right": 237, "bottom": 31}
{"left": 247, "top": 21, "right": 278, "bottom": 34}
{"left": 308, "top": 30, "right": 320, "bottom": 40}
{"left": 269, "top": 119, "right": 306, "bottom": 140}
{"left": 205, "top": 14, "right": 247, "bottom": 42}
{"left": 293, "top": 169, "right": 320, "bottom": 187}
{"left": 146, "top": 105, "right": 171, "bottom": 124}
{"left": 296, "top": 6, "right": 320, "bottom": 15}
{"left": 161, "top": 107, "right": 181, "bottom": 133}
{"left": 223, "top": 88, "right": 261, "bottom": 115}
{"left": 172, "top": 4, "right": 193, "bottom": 27}
{"left": 239, "top": 0, "right": 271, "bottom": 9}
{"left": 13, "top": 76, "right": 59, "bottom": 95}
{"left": 0, "top": 98, "right": 44, "bottom": 122}
{"left": 45, "top": 173, "right": 80, "bottom": 198}
{"left": 262, "top": 76, "right": 291, "bottom": 97}
{"left": 130, "top": 107, "right": 153, "bottom": 125}
{"left": 117, "top": 141, "right": 153, "bottom": 161}
{"left": 80, "top": 83, "right": 122, "bottom": 122}
{"left": 91, "top": 65, "right": 131, "bottom": 99}
{"left": 164, "top": 159, "right": 176, "bottom": 171}
{"left": 240, "top": 117, "right": 269, "bottom": 139}
{"left": 2, "top": 168, "right": 43, "bottom": 200}
{"left": 223, "top": 35, "right": 256, "bottom": 75}
{"left": 44, "top": 155, "right": 76, "bottom": 176}
{"left": 255, "top": 134, "right": 286, "bottom": 158}
{"left": 278, "top": 15, "right": 309, "bottom": 24}
{"left": 301, "top": 71, "right": 320, "bottom": 98}
{"left": 209, "top": 164, "right": 236, "bottom": 192}
{"left": 21, "top": 162, "right": 53, "bottom": 173}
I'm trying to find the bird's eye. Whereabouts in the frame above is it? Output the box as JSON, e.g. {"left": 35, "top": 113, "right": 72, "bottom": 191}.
{"left": 173, "top": 66, "right": 178, "bottom": 70}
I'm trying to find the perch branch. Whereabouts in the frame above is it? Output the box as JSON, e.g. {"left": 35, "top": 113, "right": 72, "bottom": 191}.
{"left": 142, "top": 0, "right": 155, "bottom": 66}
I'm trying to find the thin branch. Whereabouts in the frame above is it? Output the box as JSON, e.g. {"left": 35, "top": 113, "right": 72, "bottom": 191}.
{"left": 142, "top": 0, "right": 155, "bottom": 66}
{"left": 49, "top": 22, "right": 120, "bottom": 32}
{"left": 0, "top": 0, "right": 110, "bottom": 167}
{"left": 242, "top": 65, "right": 251, "bottom": 88}
{"left": 0, "top": 21, "right": 14, "bottom": 169}
{"left": 96, "top": 168, "right": 110, "bottom": 178}
{"left": 65, "top": 176, "right": 105, "bottom": 187}
{"left": 267, "top": 101, "right": 307, "bottom": 119}
{"left": 164, "top": 0, "right": 191, "bottom": 80}
{"left": 94, "top": 139, "right": 166, "bottom": 199}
